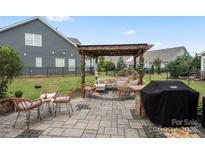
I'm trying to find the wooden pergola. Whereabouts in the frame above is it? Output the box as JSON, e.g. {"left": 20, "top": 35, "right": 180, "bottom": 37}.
{"left": 77, "top": 43, "right": 153, "bottom": 98}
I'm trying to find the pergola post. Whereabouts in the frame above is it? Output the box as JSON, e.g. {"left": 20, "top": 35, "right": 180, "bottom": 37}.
{"left": 138, "top": 49, "right": 144, "bottom": 85}
{"left": 95, "top": 57, "right": 98, "bottom": 83}
{"left": 80, "top": 53, "right": 86, "bottom": 98}
{"left": 133, "top": 55, "right": 137, "bottom": 80}
{"left": 133, "top": 55, "right": 137, "bottom": 70}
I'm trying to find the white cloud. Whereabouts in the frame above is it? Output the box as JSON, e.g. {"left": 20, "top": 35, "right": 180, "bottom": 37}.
{"left": 46, "top": 16, "right": 74, "bottom": 22}
{"left": 155, "top": 41, "right": 163, "bottom": 46}
{"left": 124, "top": 29, "right": 136, "bottom": 36}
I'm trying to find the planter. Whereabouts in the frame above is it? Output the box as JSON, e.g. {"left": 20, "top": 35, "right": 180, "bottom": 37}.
{"left": 0, "top": 97, "right": 15, "bottom": 115}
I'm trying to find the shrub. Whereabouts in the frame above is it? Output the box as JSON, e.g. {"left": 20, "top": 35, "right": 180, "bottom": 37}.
{"left": 15, "top": 91, "right": 23, "bottom": 98}
{"left": 34, "top": 83, "right": 42, "bottom": 89}
{"left": 0, "top": 45, "right": 23, "bottom": 98}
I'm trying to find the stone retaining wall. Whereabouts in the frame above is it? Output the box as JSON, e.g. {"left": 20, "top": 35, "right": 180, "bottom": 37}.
{"left": 0, "top": 97, "right": 14, "bottom": 115}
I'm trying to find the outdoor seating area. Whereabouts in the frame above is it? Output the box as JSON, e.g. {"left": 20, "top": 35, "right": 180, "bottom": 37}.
{"left": 9, "top": 85, "right": 76, "bottom": 130}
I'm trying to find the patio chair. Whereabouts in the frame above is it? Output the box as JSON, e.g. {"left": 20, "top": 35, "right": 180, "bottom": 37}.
{"left": 11, "top": 97, "right": 42, "bottom": 130}
{"left": 53, "top": 89, "right": 76, "bottom": 117}
{"left": 83, "top": 84, "right": 96, "bottom": 97}
{"left": 95, "top": 79, "right": 106, "bottom": 91}
{"left": 39, "top": 85, "right": 59, "bottom": 115}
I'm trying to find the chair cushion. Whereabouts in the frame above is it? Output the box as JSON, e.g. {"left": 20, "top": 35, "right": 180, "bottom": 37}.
{"left": 54, "top": 96, "right": 69, "bottom": 103}
{"left": 40, "top": 93, "right": 46, "bottom": 99}
{"left": 117, "top": 77, "right": 129, "bottom": 82}
{"left": 18, "top": 100, "right": 42, "bottom": 110}
{"left": 109, "top": 78, "right": 116, "bottom": 83}
{"left": 46, "top": 92, "right": 56, "bottom": 99}
{"left": 116, "top": 81, "right": 128, "bottom": 86}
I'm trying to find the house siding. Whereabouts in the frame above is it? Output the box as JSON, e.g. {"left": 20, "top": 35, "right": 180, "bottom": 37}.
{"left": 0, "top": 19, "right": 81, "bottom": 68}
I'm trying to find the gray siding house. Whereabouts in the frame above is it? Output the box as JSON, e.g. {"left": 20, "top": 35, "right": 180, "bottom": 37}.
{"left": 0, "top": 17, "right": 93, "bottom": 75}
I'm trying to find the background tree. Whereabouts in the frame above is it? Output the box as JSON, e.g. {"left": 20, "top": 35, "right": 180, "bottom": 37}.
{"left": 116, "top": 56, "right": 127, "bottom": 72}
{"left": 191, "top": 53, "right": 201, "bottom": 72}
{"left": 166, "top": 54, "right": 192, "bottom": 78}
{"left": 150, "top": 64, "right": 155, "bottom": 74}
{"left": 104, "top": 60, "right": 115, "bottom": 71}
{"left": 0, "top": 45, "right": 23, "bottom": 98}
{"left": 153, "top": 58, "right": 162, "bottom": 74}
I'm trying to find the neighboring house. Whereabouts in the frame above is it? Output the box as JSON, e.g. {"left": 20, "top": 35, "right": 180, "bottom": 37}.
{"left": 199, "top": 51, "right": 205, "bottom": 79}
{"left": 105, "top": 46, "right": 188, "bottom": 68}
{"left": 0, "top": 17, "right": 93, "bottom": 74}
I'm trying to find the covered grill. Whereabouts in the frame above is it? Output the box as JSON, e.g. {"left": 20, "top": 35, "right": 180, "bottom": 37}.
{"left": 140, "top": 80, "right": 199, "bottom": 127}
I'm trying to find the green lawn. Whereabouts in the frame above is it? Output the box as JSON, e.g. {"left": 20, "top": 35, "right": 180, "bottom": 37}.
{"left": 7, "top": 75, "right": 95, "bottom": 99}
{"left": 7, "top": 73, "right": 205, "bottom": 114}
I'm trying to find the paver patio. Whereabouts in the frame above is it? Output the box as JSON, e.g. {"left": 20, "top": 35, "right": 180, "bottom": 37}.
{"left": 0, "top": 93, "right": 204, "bottom": 138}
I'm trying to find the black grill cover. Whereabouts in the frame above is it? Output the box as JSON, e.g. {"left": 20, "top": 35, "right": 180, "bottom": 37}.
{"left": 140, "top": 80, "right": 199, "bottom": 127}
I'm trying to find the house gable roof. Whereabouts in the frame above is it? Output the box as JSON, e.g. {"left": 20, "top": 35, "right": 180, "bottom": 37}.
{"left": 67, "top": 37, "right": 81, "bottom": 45}
{"left": 199, "top": 51, "right": 205, "bottom": 56}
{"left": 105, "top": 46, "right": 188, "bottom": 65}
{"left": 0, "top": 16, "right": 77, "bottom": 47}
{"left": 142, "top": 46, "right": 188, "bottom": 63}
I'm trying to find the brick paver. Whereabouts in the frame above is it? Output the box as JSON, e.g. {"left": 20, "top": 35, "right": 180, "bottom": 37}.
{"left": 49, "top": 128, "right": 65, "bottom": 136}
{"left": 104, "top": 127, "right": 118, "bottom": 135}
{"left": 0, "top": 94, "right": 203, "bottom": 138}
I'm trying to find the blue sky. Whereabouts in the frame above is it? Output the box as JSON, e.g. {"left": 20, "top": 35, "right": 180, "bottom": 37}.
{"left": 0, "top": 16, "right": 205, "bottom": 54}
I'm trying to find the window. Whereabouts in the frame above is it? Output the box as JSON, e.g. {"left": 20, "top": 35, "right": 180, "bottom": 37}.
{"left": 91, "top": 58, "right": 94, "bottom": 67}
{"left": 68, "top": 59, "right": 75, "bottom": 71}
{"left": 85, "top": 59, "right": 91, "bottom": 71}
{"left": 36, "top": 57, "right": 42, "bottom": 67}
{"left": 55, "top": 58, "right": 65, "bottom": 67}
{"left": 25, "top": 33, "right": 42, "bottom": 47}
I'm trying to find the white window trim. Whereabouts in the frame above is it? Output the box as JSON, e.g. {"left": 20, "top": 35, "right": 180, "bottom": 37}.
{"left": 55, "top": 58, "right": 65, "bottom": 67}
{"left": 25, "top": 33, "right": 42, "bottom": 47}
{"left": 68, "top": 59, "right": 75, "bottom": 71}
{"left": 36, "top": 57, "right": 42, "bottom": 68}
{"left": 85, "top": 59, "right": 91, "bottom": 71}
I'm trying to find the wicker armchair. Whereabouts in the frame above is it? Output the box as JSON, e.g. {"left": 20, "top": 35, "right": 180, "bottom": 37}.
{"left": 11, "top": 97, "right": 42, "bottom": 129}
{"left": 40, "top": 85, "right": 59, "bottom": 98}
{"left": 53, "top": 89, "right": 76, "bottom": 117}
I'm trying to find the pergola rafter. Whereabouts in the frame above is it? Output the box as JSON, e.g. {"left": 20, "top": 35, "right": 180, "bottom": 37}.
{"left": 76, "top": 43, "right": 154, "bottom": 98}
